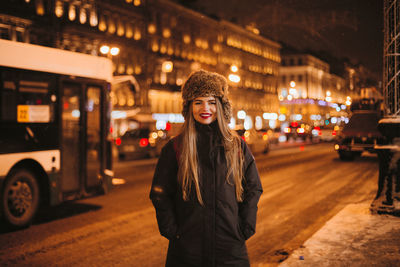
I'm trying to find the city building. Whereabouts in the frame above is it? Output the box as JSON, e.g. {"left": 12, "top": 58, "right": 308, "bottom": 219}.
{"left": 144, "top": 0, "right": 281, "bottom": 132}
{"left": 1, "top": 0, "right": 281, "bottom": 135}
{"left": 278, "top": 53, "right": 350, "bottom": 128}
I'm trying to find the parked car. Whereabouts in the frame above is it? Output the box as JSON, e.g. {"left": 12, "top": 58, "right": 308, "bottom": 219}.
{"left": 116, "top": 127, "right": 168, "bottom": 160}
{"left": 283, "top": 122, "right": 312, "bottom": 141}
{"left": 256, "top": 128, "right": 283, "bottom": 144}
{"left": 312, "top": 126, "right": 338, "bottom": 142}
{"left": 236, "top": 128, "right": 270, "bottom": 154}
{"left": 334, "top": 110, "right": 384, "bottom": 161}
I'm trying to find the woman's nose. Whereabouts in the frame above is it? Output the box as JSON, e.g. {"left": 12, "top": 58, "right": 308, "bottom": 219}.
{"left": 201, "top": 102, "right": 209, "bottom": 109}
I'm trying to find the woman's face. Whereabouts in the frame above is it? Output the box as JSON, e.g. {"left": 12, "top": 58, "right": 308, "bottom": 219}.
{"left": 192, "top": 96, "right": 217, "bottom": 125}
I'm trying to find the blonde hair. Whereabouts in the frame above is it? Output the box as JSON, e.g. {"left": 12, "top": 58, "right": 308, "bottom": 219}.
{"left": 177, "top": 98, "right": 244, "bottom": 205}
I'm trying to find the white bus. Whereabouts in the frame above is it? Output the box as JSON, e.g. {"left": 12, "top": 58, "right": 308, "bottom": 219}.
{"left": 0, "top": 39, "right": 114, "bottom": 227}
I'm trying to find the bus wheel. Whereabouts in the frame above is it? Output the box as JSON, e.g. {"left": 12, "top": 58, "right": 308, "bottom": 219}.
{"left": 1, "top": 169, "right": 40, "bottom": 228}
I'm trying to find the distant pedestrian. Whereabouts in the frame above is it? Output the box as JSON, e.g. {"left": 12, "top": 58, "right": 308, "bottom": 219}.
{"left": 150, "top": 69, "right": 263, "bottom": 267}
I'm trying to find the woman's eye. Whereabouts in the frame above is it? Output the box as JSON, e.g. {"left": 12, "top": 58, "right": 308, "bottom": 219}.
{"left": 209, "top": 101, "right": 216, "bottom": 105}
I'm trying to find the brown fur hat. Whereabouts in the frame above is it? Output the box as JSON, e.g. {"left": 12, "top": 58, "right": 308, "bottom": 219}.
{"left": 181, "top": 69, "right": 232, "bottom": 121}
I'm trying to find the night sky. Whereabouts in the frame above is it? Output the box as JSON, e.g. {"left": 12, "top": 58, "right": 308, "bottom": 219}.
{"left": 175, "top": 0, "right": 383, "bottom": 80}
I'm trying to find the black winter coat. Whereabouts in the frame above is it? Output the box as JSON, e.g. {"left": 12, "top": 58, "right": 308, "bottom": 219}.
{"left": 150, "top": 122, "right": 263, "bottom": 267}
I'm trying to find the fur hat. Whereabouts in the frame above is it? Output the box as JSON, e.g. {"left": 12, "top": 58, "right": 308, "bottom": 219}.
{"left": 181, "top": 69, "right": 232, "bottom": 121}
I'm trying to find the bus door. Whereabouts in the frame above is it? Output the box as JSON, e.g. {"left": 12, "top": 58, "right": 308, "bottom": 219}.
{"left": 85, "top": 86, "right": 102, "bottom": 190}
{"left": 61, "top": 82, "right": 103, "bottom": 195}
{"left": 61, "top": 82, "right": 82, "bottom": 194}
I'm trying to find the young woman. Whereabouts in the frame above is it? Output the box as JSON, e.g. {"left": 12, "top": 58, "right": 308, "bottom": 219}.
{"left": 150, "top": 70, "right": 263, "bottom": 267}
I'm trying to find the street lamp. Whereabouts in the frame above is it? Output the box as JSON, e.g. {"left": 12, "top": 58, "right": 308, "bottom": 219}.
{"left": 237, "top": 110, "right": 246, "bottom": 119}
{"left": 100, "top": 45, "right": 120, "bottom": 57}
{"left": 229, "top": 74, "right": 240, "bottom": 83}
{"left": 288, "top": 80, "right": 298, "bottom": 99}
{"left": 325, "top": 90, "right": 332, "bottom": 102}
{"left": 110, "top": 47, "right": 120, "bottom": 56}
{"left": 162, "top": 61, "right": 173, "bottom": 73}
{"left": 100, "top": 45, "right": 110, "bottom": 55}
{"left": 345, "top": 96, "right": 352, "bottom": 106}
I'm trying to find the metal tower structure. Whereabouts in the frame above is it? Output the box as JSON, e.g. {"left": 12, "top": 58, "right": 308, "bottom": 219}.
{"left": 383, "top": 0, "right": 400, "bottom": 115}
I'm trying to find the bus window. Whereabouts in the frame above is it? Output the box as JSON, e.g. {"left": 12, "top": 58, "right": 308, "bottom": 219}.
{"left": 1, "top": 80, "right": 17, "bottom": 121}
{"left": 18, "top": 79, "right": 55, "bottom": 123}
{"left": 1, "top": 70, "right": 56, "bottom": 123}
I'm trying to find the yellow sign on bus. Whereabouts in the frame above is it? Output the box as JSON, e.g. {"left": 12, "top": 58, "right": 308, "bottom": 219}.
{"left": 17, "top": 105, "right": 50, "bottom": 123}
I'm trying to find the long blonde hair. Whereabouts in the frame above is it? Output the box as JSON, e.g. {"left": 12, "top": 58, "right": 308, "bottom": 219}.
{"left": 177, "top": 98, "right": 244, "bottom": 205}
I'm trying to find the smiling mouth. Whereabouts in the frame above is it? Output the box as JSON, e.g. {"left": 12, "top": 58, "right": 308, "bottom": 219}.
{"left": 200, "top": 113, "right": 212, "bottom": 119}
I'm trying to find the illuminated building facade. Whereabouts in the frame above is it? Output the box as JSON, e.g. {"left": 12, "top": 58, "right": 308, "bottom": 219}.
{"left": 1, "top": 0, "right": 281, "bottom": 132}
{"left": 145, "top": 0, "right": 281, "bottom": 131}
{"left": 279, "top": 53, "right": 350, "bottom": 127}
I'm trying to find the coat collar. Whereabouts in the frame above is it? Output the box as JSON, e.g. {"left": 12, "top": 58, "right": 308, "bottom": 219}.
{"left": 195, "top": 120, "right": 219, "bottom": 134}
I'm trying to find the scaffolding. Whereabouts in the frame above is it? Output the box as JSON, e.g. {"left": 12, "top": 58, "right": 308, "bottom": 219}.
{"left": 371, "top": 0, "right": 400, "bottom": 215}
{"left": 384, "top": 0, "right": 400, "bottom": 115}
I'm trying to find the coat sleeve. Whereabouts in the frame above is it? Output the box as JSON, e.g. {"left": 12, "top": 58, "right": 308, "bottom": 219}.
{"left": 149, "top": 139, "right": 179, "bottom": 240}
{"left": 238, "top": 139, "right": 263, "bottom": 240}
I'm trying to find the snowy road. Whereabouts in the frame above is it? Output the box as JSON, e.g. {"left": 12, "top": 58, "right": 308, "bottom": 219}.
{"left": 0, "top": 143, "right": 379, "bottom": 266}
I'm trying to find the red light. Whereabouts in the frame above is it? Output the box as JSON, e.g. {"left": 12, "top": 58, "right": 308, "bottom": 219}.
{"left": 241, "top": 136, "right": 246, "bottom": 141}
{"left": 290, "top": 122, "right": 298, "bottom": 127}
{"left": 139, "top": 138, "right": 149, "bottom": 147}
{"left": 115, "top": 138, "right": 121, "bottom": 146}
{"left": 36, "top": 99, "right": 42, "bottom": 105}
{"left": 332, "top": 131, "right": 337, "bottom": 136}
{"left": 299, "top": 146, "right": 305, "bottom": 151}
{"left": 165, "top": 122, "right": 171, "bottom": 131}
{"left": 63, "top": 102, "right": 69, "bottom": 109}
{"left": 109, "top": 127, "right": 113, "bottom": 134}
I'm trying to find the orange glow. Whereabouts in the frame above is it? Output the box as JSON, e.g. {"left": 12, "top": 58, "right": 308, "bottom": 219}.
{"left": 148, "top": 23, "right": 156, "bottom": 34}
{"left": 334, "top": 144, "right": 340, "bottom": 150}
{"left": 36, "top": 2, "right": 45, "bottom": 15}
{"left": 134, "top": 28, "right": 141, "bottom": 40}
{"left": 162, "top": 61, "right": 173, "bottom": 72}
